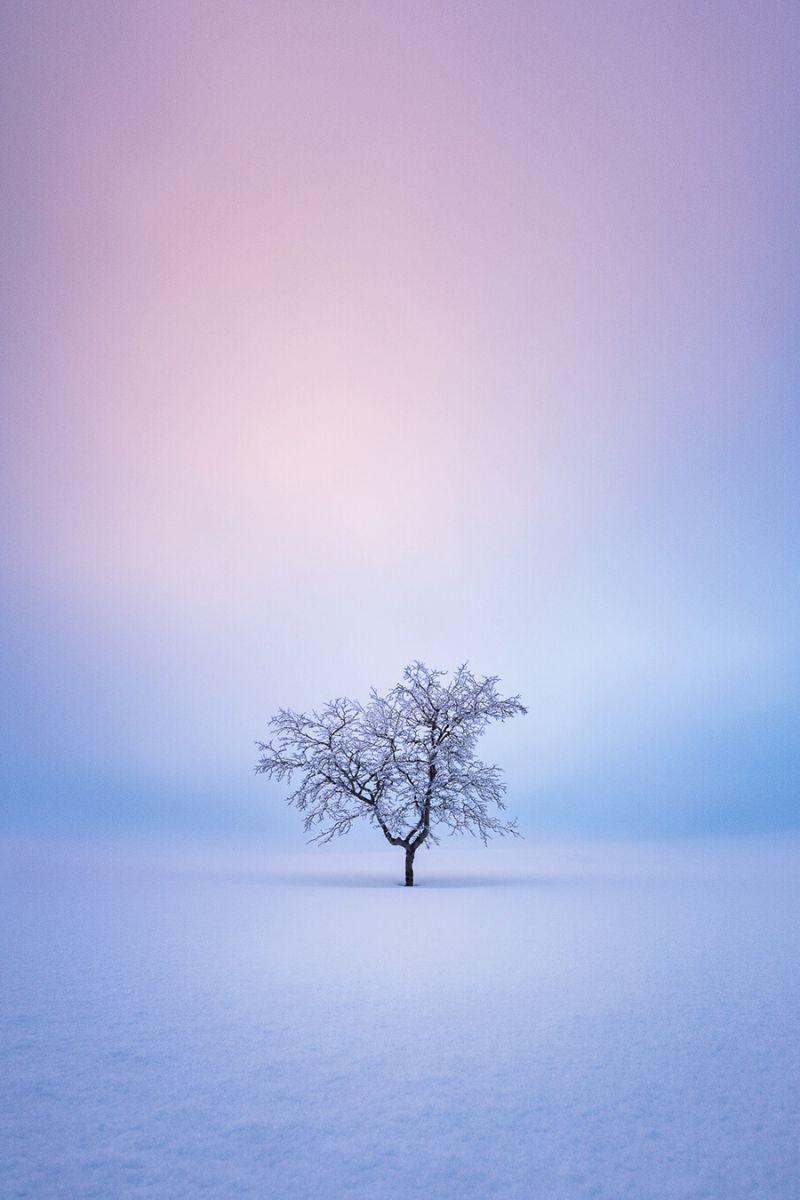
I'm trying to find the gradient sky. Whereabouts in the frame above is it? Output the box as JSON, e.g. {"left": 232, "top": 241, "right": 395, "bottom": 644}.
{"left": 2, "top": 1, "right": 798, "bottom": 841}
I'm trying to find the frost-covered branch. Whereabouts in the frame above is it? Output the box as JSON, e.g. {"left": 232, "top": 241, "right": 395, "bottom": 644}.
{"left": 255, "top": 662, "right": 527, "bottom": 882}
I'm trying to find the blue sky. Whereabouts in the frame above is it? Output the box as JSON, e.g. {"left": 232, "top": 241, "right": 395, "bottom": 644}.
{"left": 1, "top": 1, "right": 798, "bottom": 841}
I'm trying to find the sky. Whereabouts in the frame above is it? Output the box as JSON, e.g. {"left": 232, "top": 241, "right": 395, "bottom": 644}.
{"left": 1, "top": 0, "right": 798, "bottom": 841}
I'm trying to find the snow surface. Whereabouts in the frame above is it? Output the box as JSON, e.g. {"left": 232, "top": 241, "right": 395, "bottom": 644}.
{"left": 2, "top": 836, "right": 798, "bottom": 1200}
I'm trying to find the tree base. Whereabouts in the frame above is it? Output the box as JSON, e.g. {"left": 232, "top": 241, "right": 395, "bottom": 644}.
{"left": 404, "top": 848, "right": 415, "bottom": 887}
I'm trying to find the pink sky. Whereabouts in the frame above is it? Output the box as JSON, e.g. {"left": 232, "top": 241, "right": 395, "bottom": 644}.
{"left": 2, "top": 1, "right": 798, "bottom": 836}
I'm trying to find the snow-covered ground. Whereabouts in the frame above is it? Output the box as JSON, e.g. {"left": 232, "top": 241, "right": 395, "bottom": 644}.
{"left": 2, "top": 835, "right": 798, "bottom": 1199}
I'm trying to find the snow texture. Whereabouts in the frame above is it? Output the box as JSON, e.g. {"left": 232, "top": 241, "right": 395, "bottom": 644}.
{"left": 2, "top": 836, "right": 798, "bottom": 1199}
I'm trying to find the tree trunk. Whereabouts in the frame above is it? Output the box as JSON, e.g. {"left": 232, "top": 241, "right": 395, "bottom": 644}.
{"left": 404, "top": 846, "right": 415, "bottom": 887}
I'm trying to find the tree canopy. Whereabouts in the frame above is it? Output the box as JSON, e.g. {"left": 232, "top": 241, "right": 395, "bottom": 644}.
{"left": 255, "top": 662, "right": 526, "bottom": 885}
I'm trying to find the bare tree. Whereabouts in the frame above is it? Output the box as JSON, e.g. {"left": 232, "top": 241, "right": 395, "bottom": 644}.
{"left": 255, "top": 662, "right": 526, "bottom": 885}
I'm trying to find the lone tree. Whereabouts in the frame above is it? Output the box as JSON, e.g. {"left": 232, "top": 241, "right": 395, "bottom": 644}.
{"left": 255, "top": 662, "right": 526, "bottom": 886}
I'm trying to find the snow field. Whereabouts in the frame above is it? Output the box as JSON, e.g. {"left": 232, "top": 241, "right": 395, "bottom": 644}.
{"left": 2, "top": 837, "right": 798, "bottom": 1199}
